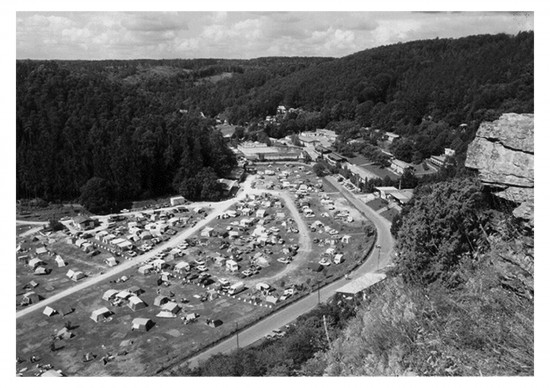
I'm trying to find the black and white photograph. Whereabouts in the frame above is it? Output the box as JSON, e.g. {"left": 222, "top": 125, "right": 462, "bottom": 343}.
{"left": 7, "top": 0, "right": 545, "bottom": 383}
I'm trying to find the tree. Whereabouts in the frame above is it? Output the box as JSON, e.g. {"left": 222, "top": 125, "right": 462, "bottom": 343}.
{"left": 395, "top": 178, "right": 492, "bottom": 287}
{"left": 79, "top": 177, "right": 116, "bottom": 214}
{"left": 312, "top": 163, "right": 327, "bottom": 177}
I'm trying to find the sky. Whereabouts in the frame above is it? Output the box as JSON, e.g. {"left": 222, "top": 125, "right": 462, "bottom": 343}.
{"left": 16, "top": 11, "right": 534, "bottom": 60}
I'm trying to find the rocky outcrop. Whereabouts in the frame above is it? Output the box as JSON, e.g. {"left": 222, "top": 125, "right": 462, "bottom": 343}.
{"left": 465, "top": 113, "right": 534, "bottom": 225}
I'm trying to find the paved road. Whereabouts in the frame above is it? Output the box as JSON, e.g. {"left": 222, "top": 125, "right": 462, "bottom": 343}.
{"left": 15, "top": 177, "right": 299, "bottom": 320}
{"left": 248, "top": 190, "right": 312, "bottom": 285}
{"left": 182, "top": 175, "right": 395, "bottom": 370}
{"left": 15, "top": 180, "right": 257, "bottom": 319}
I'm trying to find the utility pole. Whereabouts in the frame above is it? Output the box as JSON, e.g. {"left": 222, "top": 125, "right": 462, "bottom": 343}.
{"left": 236, "top": 322, "right": 239, "bottom": 349}
{"left": 317, "top": 282, "right": 321, "bottom": 304}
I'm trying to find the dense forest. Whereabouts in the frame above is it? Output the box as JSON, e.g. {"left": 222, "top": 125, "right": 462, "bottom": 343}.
{"left": 17, "top": 32, "right": 533, "bottom": 211}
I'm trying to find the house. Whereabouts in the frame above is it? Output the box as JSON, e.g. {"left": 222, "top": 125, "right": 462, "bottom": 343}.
{"left": 162, "top": 301, "right": 181, "bottom": 314}
{"left": 153, "top": 295, "right": 169, "bottom": 307}
{"left": 22, "top": 291, "right": 41, "bottom": 305}
{"left": 226, "top": 259, "right": 239, "bottom": 272}
{"left": 385, "top": 132, "right": 400, "bottom": 143}
{"left": 90, "top": 307, "right": 112, "bottom": 322}
{"left": 170, "top": 196, "right": 186, "bottom": 207}
{"left": 388, "top": 189, "right": 414, "bottom": 205}
{"left": 390, "top": 159, "right": 413, "bottom": 175}
{"left": 131, "top": 318, "right": 154, "bottom": 332}
{"left": 374, "top": 186, "right": 399, "bottom": 200}
{"left": 73, "top": 216, "right": 96, "bottom": 231}
{"left": 43, "top": 306, "right": 57, "bottom": 317}
{"left": 336, "top": 273, "right": 387, "bottom": 300}
{"left": 54, "top": 255, "right": 67, "bottom": 267}
{"left": 102, "top": 289, "right": 118, "bottom": 301}
{"left": 105, "top": 257, "right": 118, "bottom": 267}
{"left": 128, "top": 296, "right": 146, "bottom": 311}
{"left": 326, "top": 152, "right": 347, "bottom": 166}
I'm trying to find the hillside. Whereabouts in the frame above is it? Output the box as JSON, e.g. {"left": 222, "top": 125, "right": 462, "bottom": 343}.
{"left": 16, "top": 32, "right": 533, "bottom": 209}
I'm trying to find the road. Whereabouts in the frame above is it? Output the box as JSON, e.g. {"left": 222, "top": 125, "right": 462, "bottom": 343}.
{"left": 15, "top": 178, "right": 259, "bottom": 319}
{"left": 247, "top": 190, "right": 312, "bottom": 285}
{"left": 182, "top": 175, "right": 395, "bottom": 370}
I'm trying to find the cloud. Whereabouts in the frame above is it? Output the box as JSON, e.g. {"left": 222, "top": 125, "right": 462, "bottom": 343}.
{"left": 15, "top": 11, "right": 534, "bottom": 60}
{"left": 120, "top": 12, "right": 188, "bottom": 32}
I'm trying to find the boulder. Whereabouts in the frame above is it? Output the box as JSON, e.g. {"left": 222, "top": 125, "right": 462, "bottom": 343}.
{"left": 465, "top": 113, "right": 534, "bottom": 225}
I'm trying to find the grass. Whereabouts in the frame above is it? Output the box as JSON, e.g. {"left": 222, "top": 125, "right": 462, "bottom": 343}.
{"left": 380, "top": 208, "right": 399, "bottom": 222}
{"left": 366, "top": 198, "right": 389, "bottom": 211}
{"left": 16, "top": 163, "right": 377, "bottom": 376}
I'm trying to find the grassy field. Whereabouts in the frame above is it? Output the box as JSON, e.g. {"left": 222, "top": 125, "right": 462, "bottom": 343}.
{"left": 366, "top": 198, "right": 389, "bottom": 211}
{"left": 16, "top": 231, "right": 113, "bottom": 310}
{"left": 380, "top": 208, "right": 400, "bottom": 222}
{"left": 16, "top": 163, "right": 376, "bottom": 376}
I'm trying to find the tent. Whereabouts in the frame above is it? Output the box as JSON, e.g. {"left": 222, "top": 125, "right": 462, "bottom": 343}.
{"left": 153, "top": 295, "right": 169, "bottom": 307}
{"left": 127, "top": 286, "right": 144, "bottom": 296}
{"left": 161, "top": 301, "right": 181, "bottom": 314}
{"left": 102, "top": 289, "right": 118, "bottom": 301}
{"left": 90, "top": 307, "right": 112, "bottom": 322}
{"left": 56, "top": 327, "right": 73, "bottom": 340}
{"left": 131, "top": 318, "right": 154, "bottom": 332}
{"left": 138, "top": 264, "right": 154, "bottom": 275}
{"left": 127, "top": 296, "right": 146, "bottom": 311}
{"left": 22, "top": 291, "right": 41, "bottom": 305}
{"left": 156, "top": 311, "right": 176, "bottom": 318}
{"left": 54, "top": 255, "right": 67, "bottom": 267}
{"left": 43, "top": 306, "right": 57, "bottom": 317}
{"left": 34, "top": 266, "right": 50, "bottom": 275}
{"left": 174, "top": 261, "right": 190, "bottom": 273}
{"left": 207, "top": 319, "right": 223, "bottom": 328}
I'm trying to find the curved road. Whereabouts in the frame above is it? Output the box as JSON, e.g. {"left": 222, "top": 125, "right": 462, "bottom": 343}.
{"left": 16, "top": 177, "right": 258, "bottom": 319}
{"left": 182, "top": 175, "right": 394, "bottom": 370}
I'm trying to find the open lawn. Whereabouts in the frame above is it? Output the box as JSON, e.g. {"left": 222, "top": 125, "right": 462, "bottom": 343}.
{"left": 380, "top": 208, "right": 400, "bottom": 222}
{"left": 366, "top": 198, "right": 389, "bottom": 212}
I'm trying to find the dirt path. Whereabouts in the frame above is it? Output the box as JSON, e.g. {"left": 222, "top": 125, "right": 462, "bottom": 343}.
{"left": 244, "top": 190, "right": 313, "bottom": 285}
{"left": 15, "top": 182, "right": 255, "bottom": 320}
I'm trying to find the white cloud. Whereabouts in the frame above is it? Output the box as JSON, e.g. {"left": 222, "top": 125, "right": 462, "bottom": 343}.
{"left": 15, "top": 11, "right": 534, "bottom": 60}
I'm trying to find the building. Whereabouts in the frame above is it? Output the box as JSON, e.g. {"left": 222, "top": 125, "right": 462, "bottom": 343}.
{"left": 390, "top": 158, "right": 413, "bottom": 175}
{"left": 73, "top": 216, "right": 96, "bottom": 231}
{"left": 385, "top": 132, "right": 400, "bottom": 143}
{"left": 170, "top": 196, "right": 186, "bottom": 207}
{"left": 336, "top": 273, "right": 387, "bottom": 300}
{"left": 374, "top": 186, "right": 399, "bottom": 200}
{"left": 326, "top": 152, "right": 347, "bottom": 166}
{"left": 388, "top": 189, "right": 414, "bottom": 205}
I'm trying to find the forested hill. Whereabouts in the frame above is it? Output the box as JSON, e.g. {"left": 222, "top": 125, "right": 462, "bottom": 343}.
{"left": 16, "top": 32, "right": 533, "bottom": 209}
{"left": 16, "top": 56, "right": 331, "bottom": 208}
{"left": 198, "top": 32, "right": 533, "bottom": 128}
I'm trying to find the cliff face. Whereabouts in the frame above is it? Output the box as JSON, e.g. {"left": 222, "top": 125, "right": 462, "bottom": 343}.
{"left": 465, "top": 113, "right": 534, "bottom": 224}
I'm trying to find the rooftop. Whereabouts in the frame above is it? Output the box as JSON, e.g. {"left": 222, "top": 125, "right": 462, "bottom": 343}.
{"left": 336, "top": 273, "right": 386, "bottom": 295}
